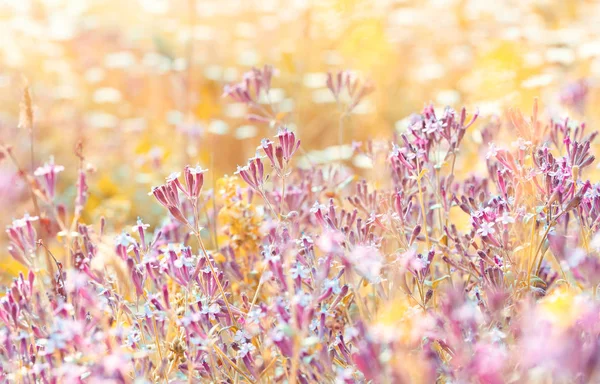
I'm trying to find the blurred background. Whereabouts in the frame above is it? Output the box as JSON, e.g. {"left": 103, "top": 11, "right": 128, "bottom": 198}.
{"left": 1, "top": 0, "right": 600, "bottom": 280}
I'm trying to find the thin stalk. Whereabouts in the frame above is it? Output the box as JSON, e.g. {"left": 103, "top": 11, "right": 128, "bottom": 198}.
{"left": 534, "top": 211, "right": 566, "bottom": 276}
{"left": 188, "top": 198, "right": 234, "bottom": 323}
{"left": 285, "top": 248, "right": 302, "bottom": 384}
{"left": 416, "top": 162, "right": 431, "bottom": 249}
{"left": 210, "top": 152, "right": 219, "bottom": 250}
{"left": 213, "top": 344, "right": 255, "bottom": 383}
{"left": 280, "top": 169, "right": 287, "bottom": 216}
{"left": 194, "top": 230, "right": 235, "bottom": 323}
{"left": 259, "top": 190, "right": 279, "bottom": 219}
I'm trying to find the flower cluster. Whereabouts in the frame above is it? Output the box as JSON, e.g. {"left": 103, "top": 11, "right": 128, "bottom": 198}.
{"left": 223, "top": 65, "right": 282, "bottom": 126}
{"left": 2, "top": 67, "right": 600, "bottom": 384}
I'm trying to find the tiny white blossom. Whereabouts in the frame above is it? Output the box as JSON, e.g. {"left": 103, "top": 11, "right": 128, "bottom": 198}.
{"left": 237, "top": 342, "right": 256, "bottom": 358}
{"left": 166, "top": 172, "right": 181, "bottom": 182}
{"left": 323, "top": 278, "right": 342, "bottom": 294}
{"left": 496, "top": 211, "right": 515, "bottom": 225}
{"left": 486, "top": 143, "right": 498, "bottom": 159}
{"left": 188, "top": 165, "right": 208, "bottom": 175}
{"left": 132, "top": 218, "right": 150, "bottom": 232}
{"left": 477, "top": 221, "right": 496, "bottom": 237}
{"left": 289, "top": 263, "right": 310, "bottom": 279}
{"left": 234, "top": 329, "right": 251, "bottom": 343}
{"left": 201, "top": 303, "right": 221, "bottom": 320}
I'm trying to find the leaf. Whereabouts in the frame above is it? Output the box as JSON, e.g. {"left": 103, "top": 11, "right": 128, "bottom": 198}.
{"left": 336, "top": 175, "right": 356, "bottom": 191}
{"left": 513, "top": 244, "right": 531, "bottom": 253}
{"left": 429, "top": 203, "right": 443, "bottom": 211}
{"left": 439, "top": 234, "right": 448, "bottom": 247}
{"left": 424, "top": 275, "right": 450, "bottom": 289}
{"left": 152, "top": 34, "right": 175, "bottom": 61}
{"left": 529, "top": 276, "right": 547, "bottom": 287}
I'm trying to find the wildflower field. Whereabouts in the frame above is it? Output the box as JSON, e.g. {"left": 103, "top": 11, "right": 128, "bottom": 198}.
{"left": 3, "top": 0, "right": 600, "bottom": 383}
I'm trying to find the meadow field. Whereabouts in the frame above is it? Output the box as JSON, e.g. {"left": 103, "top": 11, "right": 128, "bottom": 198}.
{"left": 1, "top": 0, "right": 600, "bottom": 382}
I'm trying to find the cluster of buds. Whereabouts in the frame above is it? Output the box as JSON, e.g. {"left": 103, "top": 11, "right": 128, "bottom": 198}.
{"left": 223, "top": 65, "right": 274, "bottom": 104}
{"left": 167, "top": 165, "right": 207, "bottom": 200}
{"left": 326, "top": 70, "right": 374, "bottom": 113}
{"left": 160, "top": 246, "right": 200, "bottom": 287}
{"left": 391, "top": 191, "right": 415, "bottom": 234}
{"left": 547, "top": 117, "right": 595, "bottom": 151}
{"left": 564, "top": 136, "right": 596, "bottom": 175}
{"left": 401, "top": 105, "right": 478, "bottom": 167}
{"left": 534, "top": 148, "right": 572, "bottom": 197}
{"left": 559, "top": 79, "right": 588, "bottom": 113}
{"left": 33, "top": 157, "right": 65, "bottom": 200}
{"left": 127, "top": 256, "right": 146, "bottom": 298}
{"left": 6, "top": 214, "right": 39, "bottom": 267}
{"left": 151, "top": 182, "right": 186, "bottom": 225}
{"left": 223, "top": 65, "right": 279, "bottom": 125}
{"left": 235, "top": 154, "right": 266, "bottom": 193}
{"left": 417, "top": 105, "right": 478, "bottom": 153}
{"left": 402, "top": 247, "right": 435, "bottom": 284}
{"left": 533, "top": 146, "right": 592, "bottom": 215}
{"left": 389, "top": 144, "right": 422, "bottom": 189}
{"left": 582, "top": 184, "right": 600, "bottom": 231}
{"left": 388, "top": 105, "right": 479, "bottom": 190}
{"left": 261, "top": 244, "right": 287, "bottom": 290}
{"left": 348, "top": 179, "right": 379, "bottom": 214}
{"left": 151, "top": 166, "right": 207, "bottom": 225}
{"left": 0, "top": 271, "right": 35, "bottom": 329}
{"left": 481, "top": 263, "right": 506, "bottom": 311}
{"left": 260, "top": 127, "right": 301, "bottom": 176}
{"left": 470, "top": 204, "right": 514, "bottom": 248}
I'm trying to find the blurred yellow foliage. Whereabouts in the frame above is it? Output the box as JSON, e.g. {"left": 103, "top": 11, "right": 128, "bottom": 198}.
{"left": 1, "top": 0, "right": 600, "bottom": 285}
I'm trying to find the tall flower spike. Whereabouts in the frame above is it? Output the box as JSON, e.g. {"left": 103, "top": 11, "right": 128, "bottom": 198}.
{"left": 75, "top": 168, "right": 88, "bottom": 213}
{"left": 223, "top": 65, "right": 281, "bottom": 128}
{"left": 326, "top": 70, "right": 374, "bottom": 113}
{"left": 223, "top": 65, "right": 276, "bottom": 105}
